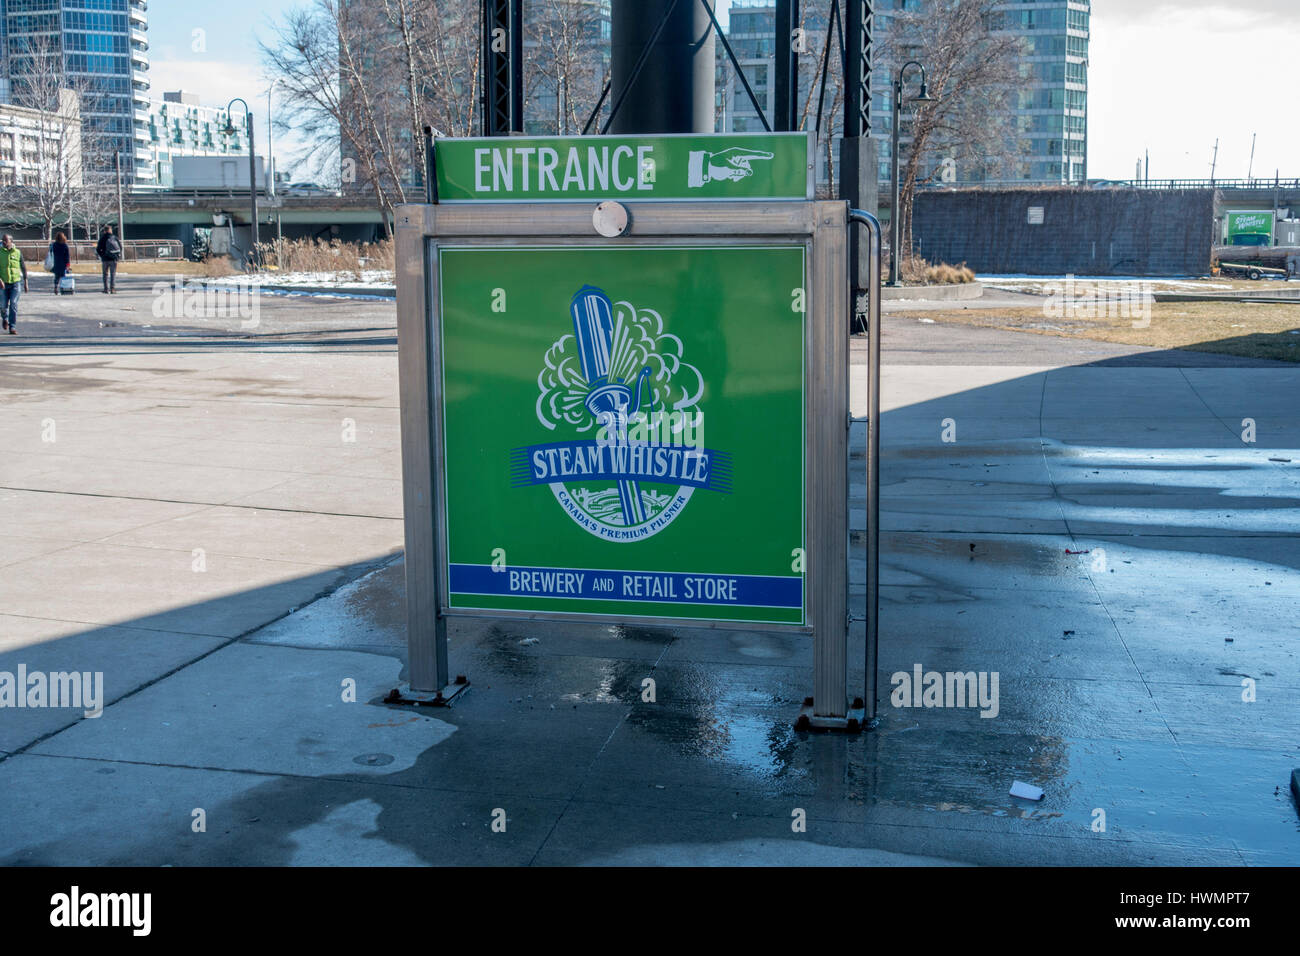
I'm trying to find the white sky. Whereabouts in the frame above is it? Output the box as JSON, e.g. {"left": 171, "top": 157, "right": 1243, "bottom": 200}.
{"left": 1086, "top": 0, "right": 1298, "bottom": 180}
{"left": 145, "top": 0, "right": 1300, "bottom": 181}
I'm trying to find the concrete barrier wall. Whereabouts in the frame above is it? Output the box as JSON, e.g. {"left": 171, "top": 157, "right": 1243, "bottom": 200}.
{"left": 911, "top": 188, "right": 1217, "bottom": 276}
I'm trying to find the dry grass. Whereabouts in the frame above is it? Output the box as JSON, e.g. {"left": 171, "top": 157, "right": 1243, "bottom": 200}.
{"left": 60, "top": 259, "right": 216, "bottom": 277}
{"left": 258, "top": 238, "right": 394, "bottom": 278}
{"left": 900, "top": 254, "right": 976, "bottom": 285}
{"left": 97, "top": 259, "right": 227, "bottom": 276}
{"left": 925, "top": 263, "right": 977, "bottom": 284}
{"left": 905, "top": 301, "right": 1300, "bottom": 362}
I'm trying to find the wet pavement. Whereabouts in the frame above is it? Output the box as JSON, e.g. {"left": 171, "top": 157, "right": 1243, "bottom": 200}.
{"left": 0, "top": 284, "right": 1296, "bottom": 865}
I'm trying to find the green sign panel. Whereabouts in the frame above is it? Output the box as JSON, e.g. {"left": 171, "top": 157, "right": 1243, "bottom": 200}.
{"left": 1226, "top": 210, "right": 1274, "bottom": 238}
{"left": 438, "top": 244, "right": 807, "bottom": 624}
{"left": 434, "top": 133, "right": 811, "bottom": 202}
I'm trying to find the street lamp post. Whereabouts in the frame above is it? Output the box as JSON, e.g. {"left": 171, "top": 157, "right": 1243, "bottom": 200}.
{"left": 266, "top": 81, "right": 277, "bottom": 198}
{"left": 889, "top": 61, "right": 933, "bottom": 286}
{"left": 224, "top": 97, "right": 258, "bottom": 267}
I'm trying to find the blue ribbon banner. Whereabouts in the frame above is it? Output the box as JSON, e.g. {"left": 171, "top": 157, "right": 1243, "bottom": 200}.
{"left": 450, "top": 564, "right": 802, "bottom": 610}
{"left": 509, "top": 440, "right": 732, "bottom": 493}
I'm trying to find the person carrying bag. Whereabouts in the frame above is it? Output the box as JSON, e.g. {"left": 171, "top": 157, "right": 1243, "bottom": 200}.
{"left": 96, "top": 225, "right": 122, "bottom": 294}
{"left": 49, "top": 232, "right": 72, "bottom": 294}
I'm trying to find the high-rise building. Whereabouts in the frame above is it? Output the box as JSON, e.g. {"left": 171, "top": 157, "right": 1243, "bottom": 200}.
{"left": 0, "top": 0, "right": 151, "bottom": 183}
{"left": 995, "top": 0, "right": 1090, "bottom": 184}
{"left": 718, "top": 0, "right": 1091, "bottom": 187}
{"left": 139, "top": 91, "right": 252, "bottom": 188}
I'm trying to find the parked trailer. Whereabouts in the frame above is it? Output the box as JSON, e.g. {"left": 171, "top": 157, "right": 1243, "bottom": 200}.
{"left": 1219, "top": 261, "right": 1288, "bottom": 280}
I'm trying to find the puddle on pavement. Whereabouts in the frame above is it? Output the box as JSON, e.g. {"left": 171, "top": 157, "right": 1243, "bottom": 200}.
{"left": 887, "top": 534, "right": 1079, "bottom": 576}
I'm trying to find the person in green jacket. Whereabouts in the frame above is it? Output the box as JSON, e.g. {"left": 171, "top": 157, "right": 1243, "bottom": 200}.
{"left": 1, "top": 234, "right": 29, "bottom": 335}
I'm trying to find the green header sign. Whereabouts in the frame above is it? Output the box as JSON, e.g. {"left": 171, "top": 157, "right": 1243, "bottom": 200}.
{"left": 434, "top": 132, "right": 811, "bottom": 202}
{"left": 438, "top": 244, "right": 807, "bottom": 624}
{"left": 1226, "top": 210, "right": 1274, "bottom": 238}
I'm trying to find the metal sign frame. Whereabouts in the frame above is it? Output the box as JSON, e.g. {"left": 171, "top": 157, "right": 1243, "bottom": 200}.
{"left": 395, "top": 200, "right": 868, "bottom": 723}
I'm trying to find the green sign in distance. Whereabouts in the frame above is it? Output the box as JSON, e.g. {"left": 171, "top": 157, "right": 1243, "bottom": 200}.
{"left": 438, "top": 244, "right": 807, "bottom": 624}
{"left": 1226, "top": 210, "right": 1274, "bottom": 238}
{"left": 434, "top": 132, "right": 811, "bottom": 202}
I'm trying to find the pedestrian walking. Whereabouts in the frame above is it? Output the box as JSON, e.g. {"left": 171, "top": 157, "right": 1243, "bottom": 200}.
{"left": 96, "top": 225, "right": 122, "bottom": 294}
{"left": 1, "top": 233, "right": 29, "bottom": 335}
{"left": 49, "top": 232, "right": 71, "bottom": 294}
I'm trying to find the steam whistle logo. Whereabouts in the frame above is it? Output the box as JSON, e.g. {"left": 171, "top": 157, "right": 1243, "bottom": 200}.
{"left": 519, "top": 285, "right": 730, "bottom": 541}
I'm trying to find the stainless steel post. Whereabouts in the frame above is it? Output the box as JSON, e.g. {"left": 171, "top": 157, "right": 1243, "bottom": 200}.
{"left": 849, "top": 208, "right": 882, "bottom": 721}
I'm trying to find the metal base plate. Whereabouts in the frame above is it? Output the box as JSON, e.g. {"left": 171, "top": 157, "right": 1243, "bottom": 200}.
{"left": 384, "top": 677, "right": 470, "bottom": 708}
{"left": 795, "top": 696, "right": 866, "bottom": 733}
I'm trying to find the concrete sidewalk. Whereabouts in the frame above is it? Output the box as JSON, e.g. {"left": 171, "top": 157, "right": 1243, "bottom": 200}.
{"left": 0, "top": 291, "right": 1297, "bottom": 865}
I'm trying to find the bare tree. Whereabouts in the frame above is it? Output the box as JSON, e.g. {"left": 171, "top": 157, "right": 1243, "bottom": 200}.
{"left": 526, "top": 0, "right": 608, "bottom": 135}
{"left": 419, "top": 2, "right": 481, "bottom": 137}
{"left": 883, "top": 0, "right": 1021, "bottom": 261}
{"left": 261, "top": 1, "right": 404, "bottom": 232}
{"left": 264, "top": 0, "right": 481, "bottom": 232}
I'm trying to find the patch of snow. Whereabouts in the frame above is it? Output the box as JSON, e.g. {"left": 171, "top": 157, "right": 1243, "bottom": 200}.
{"left": 210, "top": 269, "right": 395, "bottom": 289}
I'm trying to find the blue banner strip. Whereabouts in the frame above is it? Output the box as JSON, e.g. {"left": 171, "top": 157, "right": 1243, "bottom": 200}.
{"left": 450, "top": 564, "right": 802, "bottom": 609}
{"left": 508, "top": 441, "right": 732, "bottom": 493}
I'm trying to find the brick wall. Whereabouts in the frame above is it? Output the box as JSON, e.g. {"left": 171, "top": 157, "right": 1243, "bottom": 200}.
{"left": 910, "top": 188, "right": 1217, "bottom": 276}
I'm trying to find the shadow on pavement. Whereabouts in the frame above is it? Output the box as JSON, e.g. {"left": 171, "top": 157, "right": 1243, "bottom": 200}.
{"left": 0, "top": 338, "right": 1297, "bottom": 867}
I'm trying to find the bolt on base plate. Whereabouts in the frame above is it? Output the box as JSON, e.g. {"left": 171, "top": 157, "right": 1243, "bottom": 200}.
{"left": 384, "top": 675, "right": 470, "bottom": 708}
{"left": 795, "top": 696, "right": 867, "bottom": 733}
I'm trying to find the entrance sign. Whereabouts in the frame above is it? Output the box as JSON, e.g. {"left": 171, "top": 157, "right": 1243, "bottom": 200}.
{"left": 395, "top": 132, "right": 876, "bottom": 725}
{"left": 434, "top": 132, "right": 813, "bottom": 202}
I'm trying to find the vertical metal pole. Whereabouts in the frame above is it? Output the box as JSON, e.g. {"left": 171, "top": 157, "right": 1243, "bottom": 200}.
{"left": 842, "top": 2, "right": 875, "bottom": 324}
{"left": 849, "top": 209, "right": 882, "bottom": 722}
{"left": 481, "top": 0, "right": 491, "bottom": 135}
{"left": 510, "top": 0, "right": 524, "bottom": 133}
{"left": 267, "top": 82, "right": 276, "bottom": 197}
{"left": 483, "top": 0, "right": 521, "bottom": 136}
{"left": 247, "top": 112, "right": 260, "bottom": 260}
{"left": 890, "top": 75, "right": 901, "bottom": 285}
{"left": 424, "top": 126, "right": 438, "bottom": 203}
{"left": 609, "top": 0, "right": 714, "bottom": 134}
{"left": 808, "top": 203, "right": 850, "bottom": 723}
{"left": 774, "top": 0, "right": 800, "bottom": 132}
{"left": 115, "top": 151, "right": 125, "bottom": 240}
{"left": 395, "top": 206, "right": 456, "bottom": 701}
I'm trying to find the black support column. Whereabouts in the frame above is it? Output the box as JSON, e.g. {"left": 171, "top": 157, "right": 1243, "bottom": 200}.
{"left": 609, "top": 0, "right": 715, "bottom": 134}
{"left": 841, "top": 0, "right": 877, "bottom": 330}
{"left": 774, "top": 0, "right": 800, "bottom": 132}
{"left": 483, "top": 0, "right": 524, "bottom": 136}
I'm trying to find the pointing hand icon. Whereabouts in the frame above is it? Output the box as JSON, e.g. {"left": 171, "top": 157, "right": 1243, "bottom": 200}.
{"left": 688, "top": 146, "right": 776, "bottom": 187}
